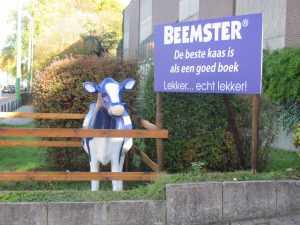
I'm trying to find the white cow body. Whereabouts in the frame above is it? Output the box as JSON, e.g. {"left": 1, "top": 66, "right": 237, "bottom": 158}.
{"left": 82, "top": 78, "right": 135, "bottom": 191}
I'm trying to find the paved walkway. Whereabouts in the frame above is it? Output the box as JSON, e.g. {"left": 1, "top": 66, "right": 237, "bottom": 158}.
{"left": 231, "top": 213, "right": 300, "bottom": 225}
{"left": 0, "top": 105, "right": 33, "bottom": 125}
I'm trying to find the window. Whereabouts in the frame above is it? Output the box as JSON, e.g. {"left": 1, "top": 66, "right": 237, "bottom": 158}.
{"left": 179, "top": 0, "right": 199, "bottom": 21}
{"left": 138, "top": 37, "right": 154, "bottom": 64}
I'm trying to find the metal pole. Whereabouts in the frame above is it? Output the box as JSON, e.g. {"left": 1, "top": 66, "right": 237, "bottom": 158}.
{"left": 26, "top": 18, "right": 33, "bottom": 93}
{"left": 16, "top": 0, "right": 22, "bottom": 100}
{"left": 30, "top": 22, "right": 34, "bottom": 91}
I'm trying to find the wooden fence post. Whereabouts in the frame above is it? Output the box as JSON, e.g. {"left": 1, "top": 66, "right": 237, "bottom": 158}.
{"left": 251, "top": 94, "right": 260, "bottom": 172}
{"left": 156, "top": 92, "right": 164, "bottom": 172}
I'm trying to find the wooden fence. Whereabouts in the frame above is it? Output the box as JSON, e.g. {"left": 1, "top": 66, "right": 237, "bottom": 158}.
{"left": 0, "top": 112, "right": 168, "bottom": 182}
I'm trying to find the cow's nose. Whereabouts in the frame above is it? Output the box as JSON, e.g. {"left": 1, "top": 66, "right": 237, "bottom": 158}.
{"left": 109, "top": 105, "right": 124, "bottom": 117}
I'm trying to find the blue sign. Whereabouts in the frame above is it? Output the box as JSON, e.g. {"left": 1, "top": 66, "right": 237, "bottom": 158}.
{"left": 154, "top": 14, "right": 263, "bottom": 94}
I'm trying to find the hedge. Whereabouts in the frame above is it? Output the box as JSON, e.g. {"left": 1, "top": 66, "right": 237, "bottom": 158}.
{"left": 136, "top": 65, "right": 279, "bottom": 173}
{"left": 32, "top": 55, "right": 139, "bottom": 170}
{"left": 263, "top": 48, "right": 300, "bottom": 131}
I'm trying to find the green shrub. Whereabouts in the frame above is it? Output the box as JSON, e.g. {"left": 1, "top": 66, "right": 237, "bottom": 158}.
{"left": 137, "top": 65, "right": 279, "bottom": 173}
{"left": 263, "top": 48, "right": 300, "bottom": 131}
{"left": 234, "top": 95, "right": 281, "bottom": 171}
{"left": 32, "top": 55, "right": 139, "bottom": 170}
{"left": 138, "top": 66, "right": 236, "bottom": 172}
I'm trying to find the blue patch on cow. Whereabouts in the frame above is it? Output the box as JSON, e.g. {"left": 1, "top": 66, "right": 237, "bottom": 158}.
{"left": 91, "top": 107, "right": 114, "bottom": 129}
{"left": 83, "top": 105, "right": 132, "bottom": 162}
{"left": 119, "top": 139, "right": 125, "bottom": 164}
{"left": 85, "top": 138, "right": 92, "bottom": 161}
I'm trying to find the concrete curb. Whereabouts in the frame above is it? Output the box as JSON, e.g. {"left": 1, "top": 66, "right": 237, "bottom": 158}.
{"left": 166, "top": 180, "right": 300, "bottom": 225}
{"left": 0, "top": 181, "right": 299, "bottom": 225}
{"left": 47, "top": 201, "right": 166, "bottom": 225}
{"left": 0, "top": 203, "right": 47, "bottom": 225}
{"left": 222, "top": 181, "right": 277, "bottom": 221}
{"left": 167, "top": 182, "right": 222, "bottom": 225}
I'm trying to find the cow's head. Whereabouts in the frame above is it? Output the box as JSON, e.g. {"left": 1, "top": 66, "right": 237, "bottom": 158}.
{"left": 83, "top": 78, "right": 135, "bottom": 117}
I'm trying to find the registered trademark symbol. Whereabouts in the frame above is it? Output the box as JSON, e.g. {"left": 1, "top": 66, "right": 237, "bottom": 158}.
{"left": 242, "top": 19, "right": 249, "bottom": 27}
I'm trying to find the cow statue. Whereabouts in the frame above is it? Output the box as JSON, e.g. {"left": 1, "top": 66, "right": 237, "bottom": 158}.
{"left": 82, "top": 77, "right": 136, "bottom": 191}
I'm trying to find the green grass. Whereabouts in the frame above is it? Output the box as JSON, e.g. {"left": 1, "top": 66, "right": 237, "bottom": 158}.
{"left": 0, "top": 123, "right": 45, "bottom": 172}
{"left": 265, "top": 148, "right": 300, "bottom": 172}
{"left": 0, "top": 123, "right": 299, "bottom": 202}
{"left": 0, "top": 170, "right": 298, "bottom": 202}
{"left": 0, "top": 123, "right": 148, "bottom": 192}
{"left": 0, "top": 123, "right": 95, "bottom": 191}
{"left": 0, "top": 144, "right": 43, "bottom": 172}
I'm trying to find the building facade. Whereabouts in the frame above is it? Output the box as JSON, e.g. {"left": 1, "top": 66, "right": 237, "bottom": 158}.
{"left": 123, "top": 0, "right": 179, "bottom": 62}
{"left": 123, "top": 0, "right": 300, "bottom": 61}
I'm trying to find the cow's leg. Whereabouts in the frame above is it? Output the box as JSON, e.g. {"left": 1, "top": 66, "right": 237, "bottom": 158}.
{"left": 117, "top": 153, "right": 126, "bottom": 191}
{"left": 115, "top": 138, "right": 133, "bottom": 190}
{"left": 107, "top": 138, "right": 123, "bottom": 191}
{"left": 90, "top": 159, "right": 99, "bottom": 191}
{"left": 111, "top": 155, "right": 122, "bottom": 191}
{"left": 82, "top": 138, "right": 99, "bottom": 191}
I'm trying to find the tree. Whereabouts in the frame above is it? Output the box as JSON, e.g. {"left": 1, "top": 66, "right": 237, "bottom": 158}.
{"left": 0, "top": 39, "right": 16, "bottom": 75}
{"left": 1, "top": 0, "right": 125, "bottom": 73}
{"left": 29, "top": 0, "right": 123, "bottom": 70}
{"left": 0, "top": 9, "right": 31, "bottom": 78}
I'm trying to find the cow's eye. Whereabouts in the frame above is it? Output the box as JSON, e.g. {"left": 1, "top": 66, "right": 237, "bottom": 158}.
{"left": 102, "top": 93, "right": 107, "bottom": 97}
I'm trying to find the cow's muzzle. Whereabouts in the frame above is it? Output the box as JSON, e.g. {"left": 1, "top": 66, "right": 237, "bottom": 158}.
{"left": 109, "top": 105, "right": 125, "bottom": 117}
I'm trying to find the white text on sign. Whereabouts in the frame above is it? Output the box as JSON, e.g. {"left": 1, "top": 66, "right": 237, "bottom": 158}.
{"left": 164, "top": 21, "right": 242, "bottom": 44}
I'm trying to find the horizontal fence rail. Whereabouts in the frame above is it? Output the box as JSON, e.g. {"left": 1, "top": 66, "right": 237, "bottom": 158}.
{"left": 0, "top": 140, "right": 82, "bottom": 147}
{"left": 0, "top": 172, "right": 161, "bottom": 181}
{"left": 0, "top": 112, "right": 158, "bottom": 129}
{"left": 0, "top": 128, "right": 168, "bottom": 138}
{"left": 0, "top": 112, "right": 167, "bottom": 181}
{"left": 0, "top": 112, "right": 86, "bottom": 119}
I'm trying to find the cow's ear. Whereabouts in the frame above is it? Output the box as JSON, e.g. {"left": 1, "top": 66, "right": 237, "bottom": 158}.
{"left": 83, "top": 82, "right": 98, "bottom": 93}
{"left": 122, "top": 79, "right": 136, "bottom": 90}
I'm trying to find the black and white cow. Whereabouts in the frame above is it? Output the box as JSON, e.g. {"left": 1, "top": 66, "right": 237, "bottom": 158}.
{"left": 82, "top": 78, "right": 135, "bottom": 191}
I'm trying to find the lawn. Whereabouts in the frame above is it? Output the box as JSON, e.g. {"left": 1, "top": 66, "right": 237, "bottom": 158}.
{"left": 264, "top": 148, "right": 300, "bottom": 172}
{"left": 0, "top": 123, "right": 92, "bottom": 191}
{"left": 0, "top": 123, "right": 299, "bottom": 202}
{"left": 0, "top": 124, "right": 45, "bottom": 172}
{"left": 0, "top": 170, "right": 298, "bottom": 202}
